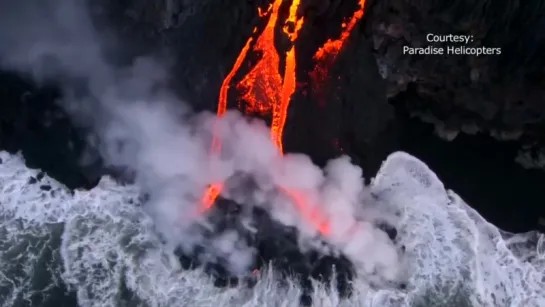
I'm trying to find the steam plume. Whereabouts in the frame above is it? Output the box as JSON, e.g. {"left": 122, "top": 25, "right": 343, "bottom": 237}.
{"left": 0, "top": 0, "right": 403, "bottom": 281}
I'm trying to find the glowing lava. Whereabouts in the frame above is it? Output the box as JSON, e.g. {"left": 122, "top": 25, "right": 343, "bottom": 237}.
{"left": 313, "top": 0, "right": 366, "bottom": 61}
{"left": 200, "top": 0, "right": 366, "bottom": 235}
{"left": 235, "top": 0, "right": 303, "bottom": 151}
{"left": 283, "top": 188, "right": 331, "bottom": 234}
{"left": 201, "top": 33, "right": 255, "bottom": 211}
{"left": 202, "top": 0, "right": 303, "bottom": 212}
{"left": 311, "top": 0, "right": 367, "bottom": 88}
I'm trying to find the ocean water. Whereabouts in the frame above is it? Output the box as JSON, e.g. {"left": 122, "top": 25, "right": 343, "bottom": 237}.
{"left": 0, "top": 150, "right": 544, "bottom": 307}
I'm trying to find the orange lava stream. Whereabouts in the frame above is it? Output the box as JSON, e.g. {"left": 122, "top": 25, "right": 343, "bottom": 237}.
{"left": 214, "top": 34, "right": 255, "bottom": 152}
{"left": 236, "top": 0, "right": 284, "bottom": 144}
{"left": 200, "top": 0, "right": 364, "bottom": 236}
{"left": 200, "top": 183, "right": 223, "bottom": 211}
{"left": 202, "top": 0, "right": 303, "bottom": 212}
{"left": 313, "top": 0, "right": 366, "bottom": 62}
{"left": 283, "top": 0, "right": 304, "bottom": 42}
{"left": 273, "top": 0, "right": 303, "bottom": 151}
{"left": 200, "top": 33, "right": 256, "bottom": 211}
{"left": 282, "top": 188, "right": 331, "bottom": 234}
{"left": 310, "top": 0, "right": 366, "bottom": 96}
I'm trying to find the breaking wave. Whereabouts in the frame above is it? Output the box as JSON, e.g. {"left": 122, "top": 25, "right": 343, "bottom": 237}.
{"left": 1, "top": 150, "right": 544, "bottom": 307}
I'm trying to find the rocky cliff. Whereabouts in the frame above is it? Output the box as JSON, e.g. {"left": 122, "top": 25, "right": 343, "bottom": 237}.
{"left": 89, "top": 0, "right": 545, "bottom": 168}
{"left": 1, "top": 0, "right": 545, "bottom": 232}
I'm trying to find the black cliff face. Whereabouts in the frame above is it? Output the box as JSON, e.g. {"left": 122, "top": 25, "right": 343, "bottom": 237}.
{"left": 95, "top": 0, "right": 545, "bottom": 144}
{"left": 90, "top": 0, "right": 545, "bottom": 167}
{"left": 364, "top": 0, "right": 545, "bottom": 148}
{"left": 0, "top": 72, "right": 102, "bottom": 190}
{"left": 88, "top": 0, "right": 397, "bottom": 171}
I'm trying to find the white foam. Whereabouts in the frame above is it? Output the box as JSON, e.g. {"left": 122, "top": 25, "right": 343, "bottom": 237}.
{"left": 0, "top": 150, "right": 544, "bottom": 306}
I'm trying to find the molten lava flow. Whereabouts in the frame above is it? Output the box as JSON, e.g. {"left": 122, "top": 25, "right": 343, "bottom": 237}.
{"left": 236, "top": 0, "right": 284, "bottom": 136}
{"left": 235, "top": 0, "right": 303, "bottom": 151}
{"left": 200, "top": 183, "right": 222, "bottom": 211}
{"left": 201, "top": 0, "right": 308, "bottom": 219}
{"left": 200, "top": 33, "right": 256, "bottom": 211}
{"left": 313, "top": 0, "right": 366, "bottom": 63}
{"left": 215, "top": 34, "right": 255, "bottom": 152}
{"left": 283, "top": 188, "right": 331, "bottom": 234}
{"left": 201, "top": 2, "right": 286, "bottom": 212}
{"left": 311, "top": 0, "right": 367, "bottom": 90}
{"left": 283, "top": 0, "right": 304, "bottom": 42}
{"left": 273, "top": 0, "right": 303, "bottom": 152}
{"left": 200, "top": 0, "right": 360, "bottom": 237}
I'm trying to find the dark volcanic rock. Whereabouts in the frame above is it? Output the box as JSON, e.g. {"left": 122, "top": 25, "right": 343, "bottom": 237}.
{"left": 364, "top": 0, "right": 545, "bottom": 148}
{"left": 173, "top": 199, "right": 358, "bottom": 302}
{"left": 376, "top": 220, "right": 397, "bottom": 241}
{"left": 89, "top": 0, "right": 397, "bottom": 171}
{"left": 310, "top": 255, "right": 354, "bottom": 297}
{"left": 0, "top": 72, "right": 102, "bottom": 189}
{"left": 91, "top": 0, "right": 545, "bottom": 169}
{"left": 91, "top": 0, "right": 545, "bottom": 167}
{"left": 393, "top": 102, "right": 545, "bottom": 233}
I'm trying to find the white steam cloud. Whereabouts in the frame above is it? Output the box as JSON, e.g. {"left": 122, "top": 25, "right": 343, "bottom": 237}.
{"left": 0, "top": 0, "right": 404, "bottom": 281}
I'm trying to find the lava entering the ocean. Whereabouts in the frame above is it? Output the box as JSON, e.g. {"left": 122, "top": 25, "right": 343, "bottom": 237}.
{"left": 200, "top": 0, "right": 366, "bottom": 236}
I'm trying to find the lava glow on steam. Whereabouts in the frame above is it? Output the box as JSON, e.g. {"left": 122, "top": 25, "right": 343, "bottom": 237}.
{"left": 200, "top": 0, "right": 367, "bottom": 236}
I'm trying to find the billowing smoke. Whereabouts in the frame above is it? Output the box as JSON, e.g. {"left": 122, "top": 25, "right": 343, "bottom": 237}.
{"left": 0, "top": 0, "right": 403, "bottom": 282}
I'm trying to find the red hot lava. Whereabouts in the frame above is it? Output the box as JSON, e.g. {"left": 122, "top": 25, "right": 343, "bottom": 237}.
{"left": 311, "top": 0, "right": 367, "bottom": 105}
{"left": 200, "top": 0, "right": 367, "bottom": 236}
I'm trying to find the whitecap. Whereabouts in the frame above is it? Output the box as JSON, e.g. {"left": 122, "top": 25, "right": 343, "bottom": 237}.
{"left": 0, "top": 150, "right": 543, "bottom": 307}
